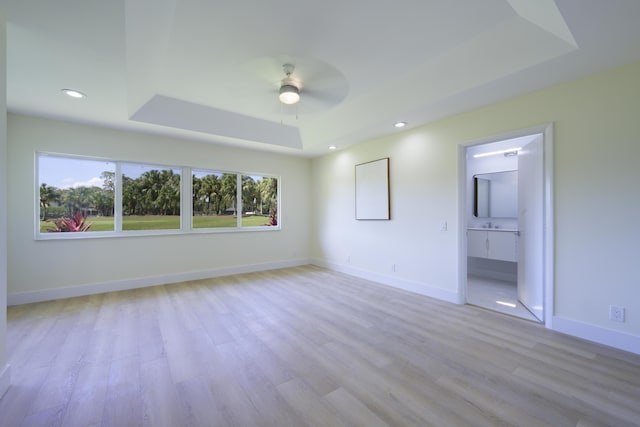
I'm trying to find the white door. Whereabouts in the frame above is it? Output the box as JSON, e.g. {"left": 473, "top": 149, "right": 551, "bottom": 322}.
{"left": 517, "top": 135, "right": 544, "bottom": 321}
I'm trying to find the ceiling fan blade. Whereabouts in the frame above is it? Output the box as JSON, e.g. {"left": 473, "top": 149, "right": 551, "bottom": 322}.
{"left": 231, "top": 55, "right": 351, "bottom": 116}
{"left": 304, "top": 81, "right": 349, "bottom": 102}
{"left": 238, "top": 56, "right": 302, "bottom": 88}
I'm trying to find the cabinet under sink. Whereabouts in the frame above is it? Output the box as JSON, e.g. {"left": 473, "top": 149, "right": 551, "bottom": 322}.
{"left": 467, "top": 229, "right": 518, "bottom": 262}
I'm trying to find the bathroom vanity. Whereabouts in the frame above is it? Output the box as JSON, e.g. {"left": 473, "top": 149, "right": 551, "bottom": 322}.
{"left": 467, "top": 228, "right": 518, "bottom": 262}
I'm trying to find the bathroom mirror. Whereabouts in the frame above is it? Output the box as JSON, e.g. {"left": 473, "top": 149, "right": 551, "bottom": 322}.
{"left": 473, "top": 170, "right": 517, "bottom": 218}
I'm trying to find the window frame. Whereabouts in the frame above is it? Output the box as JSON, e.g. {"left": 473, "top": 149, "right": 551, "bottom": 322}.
{"left": 35, "top": 152, "right": 281, "bottom": 240}
{"left": 240, "top": 173, "right": 280, "bottom": 229}
{"left": 118, "top": 161, "right": 184, "bottom": 234}
{"left": 190, "top": 169, "right": 281, "bottom": 233}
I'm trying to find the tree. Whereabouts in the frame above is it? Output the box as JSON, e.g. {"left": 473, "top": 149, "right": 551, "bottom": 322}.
{"left": 220, "top": 174, "right": 237, "bottom": 214}
{"left": 242, "top": 176, "right": 258, "bottom": 213}
{"left": 192, "top": 175, "right": 203, "bottom": 213}
{"left": 201, "top": 173, "right": 221, "bottom": 215}
{"left": 66, "top": 186, "right": 95, "bottom": 215}
{"left": 156, "top": 170, "right": 180, "bottom": 215}
{"left": 98, "top": 171, "right": 115, "bottom": 216}
{"left": 139, "top": 169, "right": 163, "bottom": 214}
{"left": 101, "top": 171, "right": 115, "bottom": 192}
{"left": 258, "top": 177, "right": 278, "bottom": 215}
{"left": 122, "top": 169, "right": 182, "bottom": 216}
{"left": 122, "top": 175, "right": 142, "bottom": 215}
{"left": 91, "top": 188, "right": 114, "bottom": 216}
{"left": 39, "top": 183, "right": 59, "bottom": 220}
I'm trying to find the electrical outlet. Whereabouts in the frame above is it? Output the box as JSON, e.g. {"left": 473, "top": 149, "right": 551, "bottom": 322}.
{"left": 440, "top": 221, "right": 447, "bottom": 231}
{"left": 609, "top": 305, "right": 625, "bottom": 322}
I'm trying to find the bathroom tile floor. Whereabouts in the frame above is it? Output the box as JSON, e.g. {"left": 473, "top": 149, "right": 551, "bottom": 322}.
{"left": 467, "top": 276, "right": 539, "bottom": 322}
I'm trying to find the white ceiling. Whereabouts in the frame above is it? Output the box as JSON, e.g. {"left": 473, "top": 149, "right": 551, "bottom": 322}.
{"left": 2, "top": 0, "right": 640, "bottom": 157}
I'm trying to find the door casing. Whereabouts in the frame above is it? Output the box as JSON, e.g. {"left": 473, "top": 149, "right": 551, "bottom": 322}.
{"left": 458, "top": 123, "right": 554, "bottom": 328}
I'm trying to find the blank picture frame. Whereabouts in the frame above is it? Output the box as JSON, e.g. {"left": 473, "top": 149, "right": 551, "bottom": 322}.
{"left": 355, "top": 158, "right": 390, "bottom": 220}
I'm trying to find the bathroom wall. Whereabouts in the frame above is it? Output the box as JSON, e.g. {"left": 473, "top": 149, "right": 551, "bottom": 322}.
{"left": 465, "top": 137, "right": 523, "bottom": 282}
{"left": 466, "top": 137, "right": 523, "bottom": 230}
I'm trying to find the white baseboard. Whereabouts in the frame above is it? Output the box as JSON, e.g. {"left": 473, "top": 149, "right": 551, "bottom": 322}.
{"left": 8, "top": 259, "right": 311, "bottom": 306}
{"left": 0, "top": 364, "right": 10, "bottom": 399}
{"left": 313, "top": 258, "right": 461, "bottom": 304}
{"left": 552, "top": 316, "right": 640, "bottom": 355}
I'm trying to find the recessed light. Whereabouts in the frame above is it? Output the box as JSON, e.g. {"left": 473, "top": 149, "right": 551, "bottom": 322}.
{"left": 61, "top": 89, "right": 87, "bottom": 99}
{"left": 329, "top": 145, "right": 337, "bottom": 150}
{"left": 394, "top": 121, "right": 407, "bottom": 128}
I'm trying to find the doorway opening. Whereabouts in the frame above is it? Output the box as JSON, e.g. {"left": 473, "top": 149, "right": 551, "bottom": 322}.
{"left": 460, "top": 125, "right": 553, "bottom": 326}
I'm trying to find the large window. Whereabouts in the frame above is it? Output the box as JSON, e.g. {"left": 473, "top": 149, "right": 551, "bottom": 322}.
{"left": 241, "top": 175, "right": 278, "bottom": 227}
{"left": 37, "top": 153, "right": 280, "bottom": 238}
{"left": 122, "top": 163, "right": 181, "bottom": 231}
{"left": 192, "top": 170, "right": 237, "bottom": 229}
{"left": 191, "top": 171, "right": 280, "bottom": 229}
{"left": 38, "top": 154, "right": 115, "bottom": 233}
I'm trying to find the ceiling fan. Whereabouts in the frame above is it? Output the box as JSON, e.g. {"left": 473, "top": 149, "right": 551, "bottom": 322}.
{"left": 238, "top": 56, "right": 349, "bottom": 115}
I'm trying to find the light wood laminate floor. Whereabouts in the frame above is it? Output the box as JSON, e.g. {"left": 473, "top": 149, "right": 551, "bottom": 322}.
{"left": 2, "top": 266, "right": 640, "bottom": 426}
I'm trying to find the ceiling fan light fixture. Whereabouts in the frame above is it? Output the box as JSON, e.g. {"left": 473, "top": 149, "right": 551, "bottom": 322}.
{"left": 279, "top": 84, "right": 300, "bottom": 105}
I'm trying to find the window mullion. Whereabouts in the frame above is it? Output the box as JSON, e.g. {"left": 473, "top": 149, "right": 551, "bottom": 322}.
{"left": 236, "top": 174, "right": 242, "bottom": 228}
{"left": 182, "top": 167, "right": 192, "bottom": 232}
{"left": 115, "top": 162, "right": 123, "bottom": 232}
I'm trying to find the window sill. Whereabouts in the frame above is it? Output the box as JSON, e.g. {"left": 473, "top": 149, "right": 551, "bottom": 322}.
{"left": 35, "top": 226, "right": 281, "bottom": 241}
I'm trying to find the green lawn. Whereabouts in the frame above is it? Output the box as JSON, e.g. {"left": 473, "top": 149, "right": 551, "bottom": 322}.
{"left": 40, "top": 215, "right": 273, "bottom": 233}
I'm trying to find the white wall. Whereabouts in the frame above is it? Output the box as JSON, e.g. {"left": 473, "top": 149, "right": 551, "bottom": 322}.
{"left": 312, "top": 60, "right": 640, "bottom": 353}
{"left": 7, "top": 114, "right": 311, "bottom": 302}
{"left": 311, "top": 131, "right": 460, "bottom": 302}
{"left": 0, "top": 16, "right": 11, "bottom": 398}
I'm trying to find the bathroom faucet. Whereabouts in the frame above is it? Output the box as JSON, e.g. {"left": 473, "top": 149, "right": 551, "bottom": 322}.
{"left": 486, "top": 221, "right": 492, "bottom": 228}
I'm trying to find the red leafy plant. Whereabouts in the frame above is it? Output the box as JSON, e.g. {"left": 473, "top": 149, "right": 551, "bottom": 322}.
{"left": 48, "top": 211, "right": 93, "bottom": 232}
{"left": 268, "top": 207, "right": 277, "bottom": 226}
